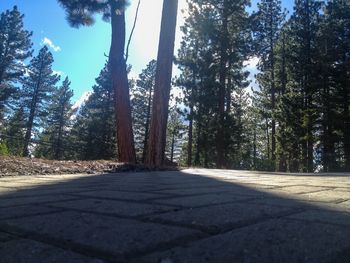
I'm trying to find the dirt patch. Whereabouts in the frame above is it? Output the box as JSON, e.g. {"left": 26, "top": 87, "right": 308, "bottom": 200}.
{"left": 0, "top": 157, "right": 120, "bottom": 176}
{"left": 0, "top": 156, "right": 180, "bottom": 177}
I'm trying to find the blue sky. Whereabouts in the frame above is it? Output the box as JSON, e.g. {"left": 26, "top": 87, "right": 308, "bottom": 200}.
{"left": 0, "top": 0, "right": 294, "bottom": 103}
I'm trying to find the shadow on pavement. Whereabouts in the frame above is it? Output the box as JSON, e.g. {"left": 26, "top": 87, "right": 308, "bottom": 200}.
{"left": 0, "top": 169, "right": 350, "bottom": 262}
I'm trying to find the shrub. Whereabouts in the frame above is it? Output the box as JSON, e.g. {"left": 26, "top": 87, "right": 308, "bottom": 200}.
{"left": 0, "top": 142, "right": 9, "bottom": 156}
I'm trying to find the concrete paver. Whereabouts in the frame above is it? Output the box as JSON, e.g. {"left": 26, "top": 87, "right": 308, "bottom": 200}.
{"left": 146, "top": 202, "right": 297, "bottom": 232}
{"left": 0, "top": 205, "right": 62, "bottom": 220}
{"left": 0, "top": 169, "right": 350, "bottom": 262}
{"left": 136, "top": 219, "right": 350, "bottom": 263}
{"left": 298, "top": 189, "right": 350, "bottom": 203}
{"left": 0, "top": 211, "right": 201, "bottom": 259}
{"left": 69, "top": 190, "right": 169, "bottom": 201}
{"left": 47, "top": 198, "right": 177, "bottom": 216}
{"left": 0, "top": 195, "right": 81, "bottom": 208}
{"left": 0, "top": 239, "right": 103, "bottom": 263}
{"left": 152, "top": 192, "right": 254, "bottom": 207}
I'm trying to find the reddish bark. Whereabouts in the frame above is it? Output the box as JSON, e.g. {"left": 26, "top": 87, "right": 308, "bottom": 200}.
{"left": 146, "top": 0, "right": 178, "bottom": 167}
{"left": 109, "top": 2, "right": 136, "bottom": 163}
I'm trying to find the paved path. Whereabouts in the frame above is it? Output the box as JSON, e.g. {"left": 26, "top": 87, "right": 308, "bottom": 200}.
{"left": 0, "top": 169, "right": 350, "bottom": 262}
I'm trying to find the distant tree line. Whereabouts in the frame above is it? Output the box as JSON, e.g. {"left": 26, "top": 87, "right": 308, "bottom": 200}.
{"left": 175, "top": 0, "right": 350, "bottom": 172}
{"left": 0, "top": 6, "right": 74, "bottom": 159}
{"left": 0, "top": 0, "right": 349, "bottom": 172}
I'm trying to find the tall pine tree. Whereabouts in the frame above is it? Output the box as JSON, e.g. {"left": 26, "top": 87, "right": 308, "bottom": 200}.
{"left": 20, "top": 46, "right": 59, "bottom": 156}
{"left": 0, "top": 6, "right": 32, "bottom": 120}
{"left": 131, "top": 60, "right": 156, "bottom": 162}
{"left": 35, "top": 77, "right": 74, "bottom": 159}
{"left": 253, "top": 0, "right": 286, "bottom": 169}
{"left": 58, "top": 0, "right": 136, "bottom": 163}
{"left": 67, "top": 65, "right": 116, "bottom": 160}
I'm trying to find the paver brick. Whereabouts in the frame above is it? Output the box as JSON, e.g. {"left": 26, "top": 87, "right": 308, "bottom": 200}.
{"left": 0, "top": 211, "right": 202, "bottom": 257}
{"left": 136, "top": 218, "right": 350, "bottom": 263}
{"left": 146, "top": 202, "right": 298, "bottom": 232}
{"left": 47, "top": 198, "right": 177, "bottom": 216}
{"left": 0, "top": 239, "right": 103, "bottom": 263}
{"left": 0, "top": 205, "right": 62, "bottom": 220}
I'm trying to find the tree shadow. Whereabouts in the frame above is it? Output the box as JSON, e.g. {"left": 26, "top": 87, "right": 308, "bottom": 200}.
{"left": 0, "top": 169, "right": 350, "bottom": 262}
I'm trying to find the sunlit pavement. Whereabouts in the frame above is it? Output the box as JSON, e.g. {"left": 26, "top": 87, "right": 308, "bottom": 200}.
{"left": 0, "top": 169, "right": 350, "bottom": 262}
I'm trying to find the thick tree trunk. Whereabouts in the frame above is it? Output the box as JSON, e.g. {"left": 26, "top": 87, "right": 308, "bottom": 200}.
{"left": 145, "top": 0, "right": 178, "bottom": 167}
{"left": 109, "top": 2, "right": 136, "bottom": 163}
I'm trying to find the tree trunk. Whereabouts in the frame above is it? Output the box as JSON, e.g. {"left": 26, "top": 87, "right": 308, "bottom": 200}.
{"left": 109, "top": 2, "right": 136, "bottom": 163}
{"left": 270, "top": 42, "right": 276, "bottom": 168}
{"left": 145, "top": 0, "right": 178, "bottom": 167}
{"left": 23, "top": 97, "right": 37, "bottom": 157}
{"left": 253, "top": 124, "right": 257, "bottom": 169}
{"left": 217, "top": 2, "right": 229, "bottom": 168}
{"left": 343, "top": 78, "right": 350, "bottom": 171}
{"left": 187, "top": 100, "right": 193, "bottom": 167}
{"left": 187, "top": 67, "right": 196, "bottom": 167}
{"left": 194, "top": 108, "right": 203, "bottom": 166}
{"left": 55, "top": 106, "right": 65, "bottom": 160}
{"left": 23, "top": 60, "right": 43, "bottom": 157}
{"left": 265, "top": 117, "right": 270, "bottom": 161}
{"left": 142, "top": 83, "right": 153, "bottom": 163}
{"left": 305, "top": 0, "right": 313, "bottom": 172}
{"left": 307, "top": 94, "right": 313, "bottom": 172}
{"left": 170, "top": 129, "right": 176, "bottom": 162}
{"left": 301, "top": 103, "right": 308, "bottom": 173}
{"left": 278, "top": 31, "right": 287, "bottom": 172}
{"left": 290, "top": 141, "right": 300, "bottom": 172}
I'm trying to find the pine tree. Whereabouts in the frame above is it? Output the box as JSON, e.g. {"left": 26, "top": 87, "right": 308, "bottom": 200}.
{"left": 289, "top": 0, "right": 322, "bottom": 172}
{"left": 67, "top": 65, "right": 116, "bottom": 160}
{"left": 165, "top": 105, "right": 186, "bottom": 163}
{"left": 253, "top": 0, "right": 286, "bottom": 169}
{"left": 175, "top": 2, "right": 205, "bottom": 167}
{"left": 131, "top": 60, "right": 156, "bottom": 162}
{"left": 176, "top": 0, "right": 251, "bottom": 169}
{"left": 329, "top": 0, "right": 350, "bottom": 171}
{"left": 20, "top": 46, "right": 60, "bottom": 156}
{"left": 274, "top": 26, "right": 289, "bottom": 172}
{"left": 58, "top": 0, "right": 136, "bottom": 163}
{"left": 3, "top": 107, "right": 26, "bottom": 156}
{"left": 35, "top": 77, "right": 74, "bottom": 159}
{"left": 316, "top": 0, "right": 350, "bottom": 171}
{"left": 0, "top": 6, "right": 32, "bottom": 119}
